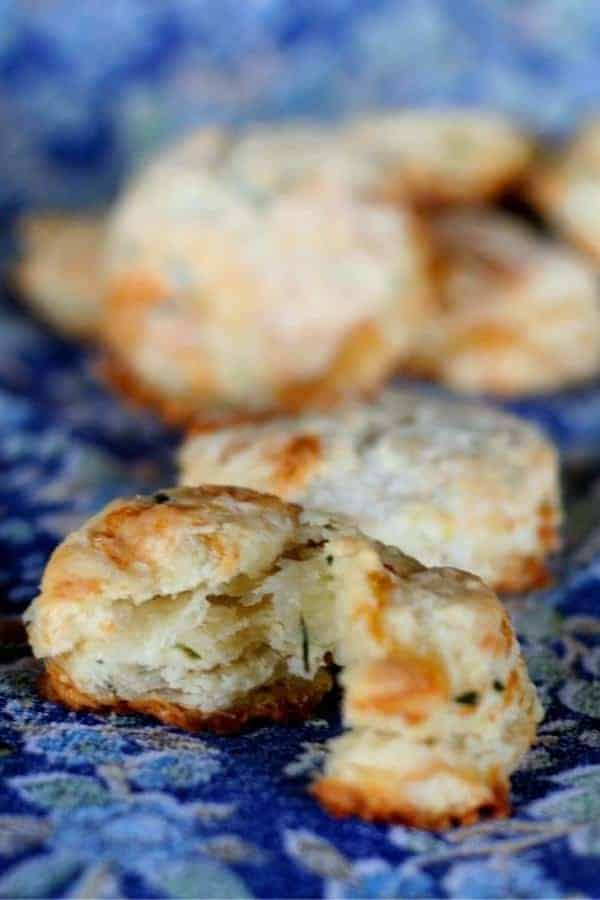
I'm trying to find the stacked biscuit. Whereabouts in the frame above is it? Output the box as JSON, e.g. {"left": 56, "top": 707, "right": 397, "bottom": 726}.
{"left": 22, "top": 107, "right": 587, "bottom": 829}
{"left": 180, "top": 389, "right": 560, "bottom": 592}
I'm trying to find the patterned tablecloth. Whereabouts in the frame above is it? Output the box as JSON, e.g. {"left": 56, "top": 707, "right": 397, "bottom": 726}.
{"left": 2, "top": 2, "right": 600, "bottom": 897}
{"left": 3, "top": 285, "right": 600, "bottom": 900}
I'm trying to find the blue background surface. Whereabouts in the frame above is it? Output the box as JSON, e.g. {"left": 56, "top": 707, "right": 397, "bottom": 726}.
{"left": 2, "top": 3, "right": 600, "bottom": 897}
{"left": 2, "top": 0, "right": 600, "bottom": 214}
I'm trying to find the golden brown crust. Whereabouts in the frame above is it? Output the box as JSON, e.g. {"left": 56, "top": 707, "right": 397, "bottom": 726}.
{"left": 403, "top": 325, "right": 524, "bottom": 384}
{"left": 492, "top": 502, "right": 558, "bottom": 593}
{"left": 41, "top": 661, "right": 334, "bottom": 735}
{"left": 103, "top": 273, "right": 169, "bottom": 351}
{"left": 479, "top": 615, "right": 514, "bottom": 658}
{"left": 99, "top": 352, "right": 204, "bottom": 428}
{"left": 101, "top": 319, "right": 388, "bottom": 427}
{"left": 60, "top": 484, "right": 299, "bottom": 586}
{"left": 366, "top": 138, "right": 533, "bottom": 209}
{"left": 267, "top": 434, "right": 323, "bottom": 493}
{"left": 276, "top": 321, "right": 392, "bottom": 413}
{"left": 537, "top": 500, "right": 561, "bottom": 551}
{"left": 103, "top": 274, "right": 222, "bottom": 406}
{"left": 379, "top": 167, "right": 530, "bottom": 209}
{"left": 492, "top": 556, "right": 552, "bottom": 594}
{"left": 81, "top": 484, "right": 294, "bottom": 566}
{"left": 188, "top": 409, "right": 284, "bottom": 436}
{"left": 348, "top": 654, "right": 449, "bottom": 725}
{"left": 311, "top": 771, "right": 510, "bottom": 830}
{"left": 352, "top": 569, "right": 393, "bottom": 645}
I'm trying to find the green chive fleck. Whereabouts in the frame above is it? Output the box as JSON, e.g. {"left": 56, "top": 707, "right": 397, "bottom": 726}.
{"left": 326, "top": 555, "right": 334, "bottom": 565}
{"left": 300, "top": 615, "right": 310, "bottom": 673}
{"left": 177, "top": 644, "right": 201, "bottom": 659}
{"left": 454, "top": 691, "right": 479, "bottom": 706}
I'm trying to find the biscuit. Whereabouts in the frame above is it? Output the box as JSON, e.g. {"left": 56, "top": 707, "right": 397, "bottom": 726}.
{"left": 25, "top": 485, "right": 541, "bottom": 829}
{"left": 26, "top": 485, "right": 339, "bottom": 730}
{"left": 179, "top": 388, "right": 561, "bottom": 592}
{"left": 313, "top": 562, "right": 541, "bottom": 828}
{"left": 528, "top": 121, "right": 600, "bottom": 261}
{"left": 102, "top": 124, "right": 433, "bottom": 423}
{"left": 13, "top": 212, "right": 106, "bottom": 338}
{"left": 405, "top": 209, "right": 600, "bottom": 394}
{"left": 344, "top": 109, "right": 533, "bottom": 205}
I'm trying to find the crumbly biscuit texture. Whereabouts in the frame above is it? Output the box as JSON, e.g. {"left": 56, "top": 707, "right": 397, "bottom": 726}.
{"left": 344, "top": 109, "right": 533, "bottom": 204}
{"left": 528, "top": 120, "right": 600, "bottom": 260}
{"left": 14, "top": 213, "right": 106, "bottom": 338}
{"left": 406, "top": 209, "right": 600, "bottom": 394}
{"left": 26, "top": 486, "right": 342, "bottom": 718}
{"left": 102, "top": 124, "right": 433, "bottom": 422}
{"left": 314, "top": 560, "right": 541, "bottom": 828}
{"left": 179, "top": 387, "right": 561, "bottom": 591}
{"left": 26, "top": 485, "right": 541, "bottom": 829}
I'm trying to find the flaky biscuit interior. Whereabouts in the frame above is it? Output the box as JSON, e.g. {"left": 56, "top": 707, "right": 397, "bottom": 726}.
{"left": 26, "top": 486, "right": 341, "bottom": 715}
{"left": 26, "top": 485, "right": 542, "bottom": 828}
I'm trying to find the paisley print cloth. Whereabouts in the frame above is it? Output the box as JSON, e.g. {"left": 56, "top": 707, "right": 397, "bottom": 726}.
{"left": 3, "top": 2, "right": 600, "bottom": 895}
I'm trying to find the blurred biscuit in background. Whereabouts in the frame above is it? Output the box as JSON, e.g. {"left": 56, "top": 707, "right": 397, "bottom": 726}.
{"left": 344, "top": 109, "right": 534, "bottom": 205}
{"left": 102, "top": 123, "right": 434, "bottom": 423}
{"left": 528, "top": 120, "right": 600, "bottom": 261}
{"left": 179, "top": 387, "right": 561, "bottom": 592}
{"left": 404, "top": 208, "right": 600, "bottom": 394}
{"left": 16, "top": 114, "right": 596, "bottom": 412}
{"left": 13, "top": 212, "right": 106, "bottom": 339}
{"left": 313, "top": 555, "right": 541, "bottom": 827}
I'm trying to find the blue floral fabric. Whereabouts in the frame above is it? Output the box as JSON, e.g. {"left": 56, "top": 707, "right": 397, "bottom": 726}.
{"left": 3, "top": 291, "right": 600, "bottom": 900}
{"left": 2, "top": 2, "right": 600, "bottom": 897}
{"left": 3, "top": 0, "right": 600, "bottom": 214}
